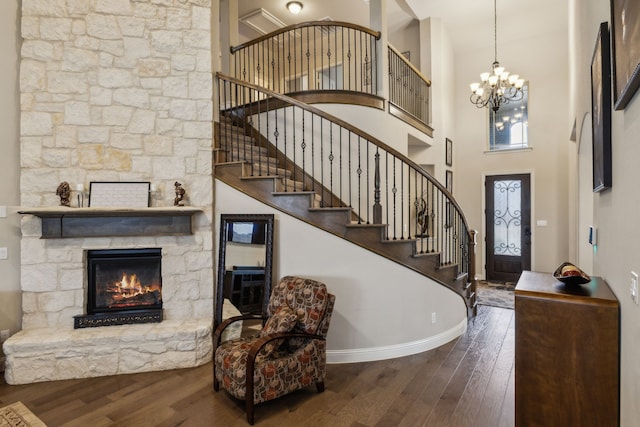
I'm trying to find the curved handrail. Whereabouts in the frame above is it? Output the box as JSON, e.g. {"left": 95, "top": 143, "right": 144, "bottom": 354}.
{"left": 387, "top": 44, "right": 432, "bottom": 129}
{"left": 217, "top": 72, "right": 474, "bottom": 282}
{"left": 231, "top": 21, "right": 381, "bottom": 53}
{"left": 388, "top": 43, "right": 431, "bottom": 86}
{"left": 229, "top": 21, "right": 380, "bottom": 96}
{"left": 219, "top": 74, "right": 450, "bottom": 197}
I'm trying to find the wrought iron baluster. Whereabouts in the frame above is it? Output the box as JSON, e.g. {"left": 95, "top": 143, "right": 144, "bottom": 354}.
{"left": 392, "top": 157, "right": 397, "bottom": 240}
{"left": 373, "top": 148, "right": 381, "bottom": 224}
{"left": 329, "top": 124, "right": 334, "bottom": 206}
{"left": 365, "top": 141, "right": 370, "bottom": 224}
{"left": 347, "top": 29, "right": 352, "bottom": 91}
{"left": 356, "top": 136, "right": 362, "bottom": 223}
{"left": 339, "top": 124, "right": 343, "bottom": 204}
{"left": 400, "top": 162, "right": 405, "bottom": 240}
{"left": 385, "top": 152, "right": 389, "bottom": 239}
{"left": 301, "top": 109, "right": 306, "bottom": 189}
{"left": 292, "top": 106, "right": 297, "bottom": 184}
{"left": 320, "top": 117, "right": 325, "bottom": 204}
{"left": 348, "top": 132, "right": 352, "bottom": 208}
{"left": 311, "top": 111, "right": 316, "bottom": 194}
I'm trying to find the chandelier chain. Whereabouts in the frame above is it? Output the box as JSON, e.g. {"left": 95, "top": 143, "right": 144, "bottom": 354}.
{"left": 494, "top": 0, "right": 498, "bottom": 63}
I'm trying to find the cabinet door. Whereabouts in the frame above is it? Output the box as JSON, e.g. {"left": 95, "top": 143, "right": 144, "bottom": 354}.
{"left": 515, "top": 295, "right": 619, "bottom": 426}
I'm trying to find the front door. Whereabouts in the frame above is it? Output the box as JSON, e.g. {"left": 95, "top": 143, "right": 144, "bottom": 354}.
{"left": 485, "top": 174, "right": 531, "bottom": 282}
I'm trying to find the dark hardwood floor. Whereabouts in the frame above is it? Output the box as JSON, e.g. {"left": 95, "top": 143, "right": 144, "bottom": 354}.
{"left": 0, "top": 305, "right": 514, "bottom": 427}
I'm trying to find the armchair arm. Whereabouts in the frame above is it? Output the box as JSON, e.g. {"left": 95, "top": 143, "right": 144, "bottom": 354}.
{"left": 246, "top": 331, "right": 325, "bottom": 362}
{"left": 213, "top": 314, "right": 267, "bottom": 350}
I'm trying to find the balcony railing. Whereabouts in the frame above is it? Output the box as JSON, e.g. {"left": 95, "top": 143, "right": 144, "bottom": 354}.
{"left": 217, "top": 73, "right": 471, "bottom": 279}
{"left": 388, "top": 44, "right": 432, "bottom": 134}
{"left": 230, "top": 21, "right": 381, "bottom": 97}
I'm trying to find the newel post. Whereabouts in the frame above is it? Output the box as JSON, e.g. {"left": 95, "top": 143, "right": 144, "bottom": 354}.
{"left": 468, "top": 229, "right": 477, "bottom": 279}
{"left": 373, "top": 150, "right": 382, "bottom": 224}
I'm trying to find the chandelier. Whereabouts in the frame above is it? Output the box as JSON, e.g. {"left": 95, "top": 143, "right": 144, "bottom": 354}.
{"left": 469, "top": 0, "right": 525, "bottom": 112}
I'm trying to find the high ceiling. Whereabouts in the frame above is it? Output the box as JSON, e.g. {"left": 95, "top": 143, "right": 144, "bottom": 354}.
{"left": 236, "top": 0, "right": 568, "bottom": 53}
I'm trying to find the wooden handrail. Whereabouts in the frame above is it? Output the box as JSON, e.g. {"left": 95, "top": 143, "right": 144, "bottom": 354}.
{"left": 387, "top": 44, "right": 432, "bottom": 131}
{"left": 388, "top": 43, "right": 431, "bottom": 86}
{"left": 217, "top": 74, "right": 451, "bottom": 201}
{"left": 230, "top": 21, "right": 382, "bottom": 53}
{"left": 217, "top": 73, "right": 473, "bottom": 273}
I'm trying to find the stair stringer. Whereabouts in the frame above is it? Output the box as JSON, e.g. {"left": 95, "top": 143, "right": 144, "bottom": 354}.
{"left": 215, "top": 161, "right": 473, "bottom": 313}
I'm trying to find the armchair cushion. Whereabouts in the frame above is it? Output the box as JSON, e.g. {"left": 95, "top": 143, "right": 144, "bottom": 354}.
{"left": 260, "top": 305, "right": 297, "bottom": 356}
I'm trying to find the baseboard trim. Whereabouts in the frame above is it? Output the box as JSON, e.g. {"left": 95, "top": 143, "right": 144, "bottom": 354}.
{"left": 326, "top": 318, "right": 467, "bottom": 364}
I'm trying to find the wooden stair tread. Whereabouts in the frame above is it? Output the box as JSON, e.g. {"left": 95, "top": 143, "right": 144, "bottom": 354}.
{"left": 413, "top": 251, "right": 439, "bottom": 258}
{"left": 308, "top": 207, "right": 352, "bottom": 212}
{"left": 345, "top": 223, "right": 386, "bottom": 228}
{"left": 272, "top": 191, "right": 317, "bottom": 196}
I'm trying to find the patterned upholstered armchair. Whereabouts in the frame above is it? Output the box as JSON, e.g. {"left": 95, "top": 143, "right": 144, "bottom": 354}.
{"left": 213, "top": 276, "right": 336, "bottom": 425}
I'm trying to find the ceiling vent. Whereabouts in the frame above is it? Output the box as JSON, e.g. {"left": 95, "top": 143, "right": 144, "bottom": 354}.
{"left": 239, "top": 8, "right": 286, "bottom": 35}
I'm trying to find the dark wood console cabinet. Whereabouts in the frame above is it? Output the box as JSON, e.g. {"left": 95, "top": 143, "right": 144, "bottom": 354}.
{"left": 514, "top": 270, "right": 619, "bottom": 427}
{"left": 223, "top": 267, "right": 265, "bottom": 314}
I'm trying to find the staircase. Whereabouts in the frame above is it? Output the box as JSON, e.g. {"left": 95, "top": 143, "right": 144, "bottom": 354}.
{"left": 215, "top": 75, "right": 477, "bottom": 317}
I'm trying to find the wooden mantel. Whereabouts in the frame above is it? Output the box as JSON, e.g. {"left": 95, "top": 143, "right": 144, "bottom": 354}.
{"left": 18, "top": 207, "right": 203, "bottom": 238}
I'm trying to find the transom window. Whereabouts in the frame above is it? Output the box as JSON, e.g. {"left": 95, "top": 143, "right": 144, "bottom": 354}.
{"left": 489, "top": 83, "right": 529, "bottom": 151}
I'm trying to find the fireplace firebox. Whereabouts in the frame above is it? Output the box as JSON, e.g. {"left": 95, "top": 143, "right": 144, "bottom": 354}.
{"left": 74, "top": 248, "right": 163, "bottom": 328}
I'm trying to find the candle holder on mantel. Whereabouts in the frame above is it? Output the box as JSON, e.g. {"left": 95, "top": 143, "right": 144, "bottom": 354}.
{"left": 75, "top": 183, "right": 85, "bottom": 208}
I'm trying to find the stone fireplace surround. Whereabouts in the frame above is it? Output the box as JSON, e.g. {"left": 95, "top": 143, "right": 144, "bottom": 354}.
{"left": 5, "top": 0, "right": 216, "bottom": 384}
{"left": 3, "top": 211, "right": 213, "bottom": 385}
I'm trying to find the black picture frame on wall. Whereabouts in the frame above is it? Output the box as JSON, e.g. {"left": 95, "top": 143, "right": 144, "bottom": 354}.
{"left": 445, "top": 138, "right": 453, "bottom": 166}
{"left": 591, "top": 22, "right": 612, "bottom": 192}
{"left": 610, "top": 0, "right": 640, "bottom": 110}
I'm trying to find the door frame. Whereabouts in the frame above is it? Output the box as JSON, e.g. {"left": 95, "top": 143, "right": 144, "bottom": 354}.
{"left": 480, "top": 169, "right": 535, "bottom": 280}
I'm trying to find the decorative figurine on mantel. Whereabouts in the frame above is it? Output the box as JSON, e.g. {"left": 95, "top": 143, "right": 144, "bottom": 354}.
{"left": 174, "top": 181, "right": 186, "bottom": 206}
{"left": 56, "top": 181, "right": 71, "bottom": 207}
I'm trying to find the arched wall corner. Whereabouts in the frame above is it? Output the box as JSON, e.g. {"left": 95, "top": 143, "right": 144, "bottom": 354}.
{"left": 215, "top": 179, "right": 468, "bottom": 364}
{"left": 326, "top": 318, "right": 467, "bottom": 363}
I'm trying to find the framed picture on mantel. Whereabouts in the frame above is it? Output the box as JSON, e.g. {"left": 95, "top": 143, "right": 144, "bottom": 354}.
{"left": 89, "top": 181, "right": 151, "bottom": 208}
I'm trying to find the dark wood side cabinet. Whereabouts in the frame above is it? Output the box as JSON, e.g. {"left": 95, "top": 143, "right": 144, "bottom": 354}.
{"left": 515, "top": 270, "right": 619, "bottom": 427}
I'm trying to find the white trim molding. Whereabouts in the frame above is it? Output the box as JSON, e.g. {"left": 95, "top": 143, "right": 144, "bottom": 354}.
{"left": 326, "top": 318, "right": 467, "bottom": 364}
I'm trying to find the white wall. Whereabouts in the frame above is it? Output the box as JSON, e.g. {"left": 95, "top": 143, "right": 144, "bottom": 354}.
{"left": 0, "top": 0, "right": 21, "bottom": 338}
{"left": 454, "top": 28, "right": 571, "bottom": 278}
{"left": 314, "top": 103, "right": 432, "bottom": 157}
{"left": 422, "top": 18, "right": 456, "bottom": 185}
{"left": 570, "top": 0, "right": 640, "bottom": 424}
{"left": 214, "top": 179, "right": 467, "bottom": 362}
{"left": 388, "top": 20, "right": 421, "bottom": 68}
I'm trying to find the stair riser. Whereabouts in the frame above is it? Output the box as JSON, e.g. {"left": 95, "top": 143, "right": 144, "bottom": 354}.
{"left": 218, "top": 135, "right": 256, "bottom": 145}
{"left": 275, "top": 179, "right": 305, "bottom": 192}
{"left": 227, "top": 150, "right": 269, "bottom": 162}
{"left": 305, "top": 210, "right": 353, "bottom": 231}
{"left": 250, "top": 163, "right": 291, "bottom": 178}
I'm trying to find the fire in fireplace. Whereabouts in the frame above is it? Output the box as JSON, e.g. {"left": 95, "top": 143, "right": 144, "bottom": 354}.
{"left": 74, "top": 248, "right": 163, "bottom": 328}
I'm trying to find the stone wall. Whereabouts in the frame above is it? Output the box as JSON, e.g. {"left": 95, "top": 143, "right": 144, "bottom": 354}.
{"left": 5, "top": 0, "right": 215, "bottom": 383}
{"left": 19, "top": 0, "right": 213, "bottom": 327}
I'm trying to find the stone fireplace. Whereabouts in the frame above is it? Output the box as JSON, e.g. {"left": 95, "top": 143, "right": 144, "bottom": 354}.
{"left": 4, "top": 0, "right": 215, "bottom": 384}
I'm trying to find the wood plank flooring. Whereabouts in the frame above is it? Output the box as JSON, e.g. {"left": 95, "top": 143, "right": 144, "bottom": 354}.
{"left": 0, "top": 305, "right": 514, "bottom": 427}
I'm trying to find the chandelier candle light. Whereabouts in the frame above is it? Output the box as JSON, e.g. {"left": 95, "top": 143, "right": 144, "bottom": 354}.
{"left": 470, "top": 0, "right": 525, "bottom": 112}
